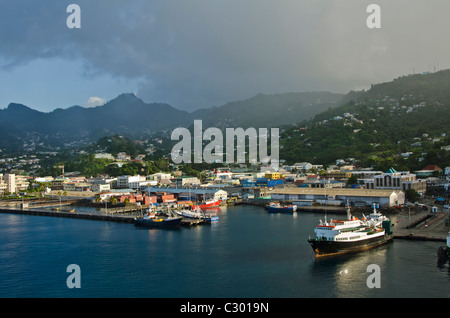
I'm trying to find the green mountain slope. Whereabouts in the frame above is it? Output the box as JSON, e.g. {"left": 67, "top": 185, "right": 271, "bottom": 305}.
{"left": 280, "top": 70, "right": 450, "bottom": 170}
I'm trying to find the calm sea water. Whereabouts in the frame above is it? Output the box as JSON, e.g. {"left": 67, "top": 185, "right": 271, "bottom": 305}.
{"left": 0, "top": 205, "right": 449, "bottom": 298}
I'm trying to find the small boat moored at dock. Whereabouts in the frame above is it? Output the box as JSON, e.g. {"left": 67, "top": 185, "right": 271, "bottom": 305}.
{"left": 266, "top": 202, "right": 297, "bottom": 213}
{"left": 192, "top": 199, "right": 222, "bottom": 209}
{"left": 134, "top": 207, "right": 182, "bottom": 229}
{"left": 177, "top": 206, "right": 219, "bottom": 223}
{"left": 135, "top": 214, "right": 182, "bottom": 228}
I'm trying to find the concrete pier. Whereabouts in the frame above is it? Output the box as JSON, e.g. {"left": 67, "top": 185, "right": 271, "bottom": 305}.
{"left": 390, "top": 210, "right": 449, "bottom": 242}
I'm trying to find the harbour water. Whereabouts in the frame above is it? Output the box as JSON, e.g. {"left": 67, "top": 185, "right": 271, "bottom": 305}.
{"left": 0, "top": 205, "right": 449, "bottom": 298}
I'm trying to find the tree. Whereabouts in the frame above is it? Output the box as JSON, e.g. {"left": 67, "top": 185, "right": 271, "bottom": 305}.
{"left": 405, "top": 188, "right": 420, "bottom": 202}
{"left": 347, "top": 175, "right": 358, "bottom": 185}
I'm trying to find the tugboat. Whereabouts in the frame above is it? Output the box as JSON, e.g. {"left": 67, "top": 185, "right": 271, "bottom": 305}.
{"left": 308, "top": 203, "right": 393, "bottom": 258}
{"left": 437, "top": 231, "right": 450, "bottom": 265}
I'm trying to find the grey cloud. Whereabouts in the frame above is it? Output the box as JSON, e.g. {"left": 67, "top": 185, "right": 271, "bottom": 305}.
{"left": 1, "top": 0, "right": 450, "bottom": 111}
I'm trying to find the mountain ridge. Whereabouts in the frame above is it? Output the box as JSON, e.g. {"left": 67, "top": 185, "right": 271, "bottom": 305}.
{"left": 0, "top": 91, "right": 345, "bottom": 152}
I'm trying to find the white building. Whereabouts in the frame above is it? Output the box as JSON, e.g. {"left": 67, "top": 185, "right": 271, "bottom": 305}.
{"left": 292, "top": 162, "right": 312, "bottom": 171}
{"left": 0, "top": 175, "right": 7, "bottom": 194}
{"left": 116, "top": 175, "right": 146, "bottom": 189}
{"left": 0, "top": 173, "right": 29, "bottom": 194}
{"left": 94, "top": 153, "right": 115, "bottom": 160}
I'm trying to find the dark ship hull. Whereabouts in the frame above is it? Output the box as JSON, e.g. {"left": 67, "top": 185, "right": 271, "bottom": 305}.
{"left": 308, "top": 233, "right": 393, "bottom": 258}
{"left": 135, "top": 217, "right": 182, "bottom": 228}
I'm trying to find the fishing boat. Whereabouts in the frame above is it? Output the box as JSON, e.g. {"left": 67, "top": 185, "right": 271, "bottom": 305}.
{"left": 135, "top": 207, "right": 182, "bottom": 229}
{"left": 266, "top": 202, "right": 297, "bottom": 213}
{"left": 192, "top": 198, "right": 222, "bottom": 209}
{"left": 177, "top": 206, "right": 219, "bottom": 223}
{"left": 177, "top": 207, "right": 203, "bottom": 219}
{"left": 308, "top": 203, "right": 393, "bottom": 258}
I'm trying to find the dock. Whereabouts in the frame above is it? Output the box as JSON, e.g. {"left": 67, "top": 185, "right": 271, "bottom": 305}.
{"left": 0, "top": 207, "right": 136, "bottom": 223}
{"left": 0, "top": 207, "right": 210, "bottom": 228}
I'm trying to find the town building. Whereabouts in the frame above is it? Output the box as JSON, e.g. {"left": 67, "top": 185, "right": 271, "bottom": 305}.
{"left": 264, "top": 172, "right": 280, "bottom": 180}
{"left": 292, "top": 162, "right": 312, "bottom": 171}
{"left": 307, "top": 179, "right": 346, "bottom": 188}
{"left": 0, "top": 173, "right": 29, "bottom": 194}
{"left": 362, "top": 168, "right": 427, "bottom": 194}
{"left": 175, "top": 176, "right": 201, "bottom": 187}
{"left": 415, "top": 165, "right": 443, "bottom": 178}
{"left": 116, "top": 175, "right": 156, "bottom": 189}
{"left": 94, "top": 153, "right": 115, "bottom": 160}
{"left": 0, "top": 175, "right": 7, "bottom": 194}
{"left": 322, "top": 170, "right": 352, "bottom": 181}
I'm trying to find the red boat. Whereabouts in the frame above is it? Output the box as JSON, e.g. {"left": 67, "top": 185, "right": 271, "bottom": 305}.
{"left": 192, "top": 199, "right": 222, "bottom": 209}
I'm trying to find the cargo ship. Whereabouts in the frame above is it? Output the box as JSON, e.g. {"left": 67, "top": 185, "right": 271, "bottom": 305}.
{"left": 308, "top": 204, "right": 393, "bottom": 258}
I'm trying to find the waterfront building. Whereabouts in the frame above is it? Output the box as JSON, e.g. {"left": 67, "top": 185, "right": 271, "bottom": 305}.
{"left": 146, "top": 187, "right": 227, "bottom": 202}
{"left": 269, "top": 187, "right": 405, "bottom": 208}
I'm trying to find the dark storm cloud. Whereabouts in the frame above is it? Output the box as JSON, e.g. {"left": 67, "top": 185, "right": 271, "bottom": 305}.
{"left": 1, "top": 0, "right": 450, "bottom": 111}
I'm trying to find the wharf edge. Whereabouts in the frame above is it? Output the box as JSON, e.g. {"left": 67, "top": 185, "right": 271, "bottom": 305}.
{"left": 0, "top": 207, "right": 447, "bottom": 242}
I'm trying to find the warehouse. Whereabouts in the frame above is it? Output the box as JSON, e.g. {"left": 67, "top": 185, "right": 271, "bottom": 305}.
{"left": 269, "top": 187, "right": 405, "bottom": 208}
{"left": 145, "top": 187, "right": 227, "bottom": 202}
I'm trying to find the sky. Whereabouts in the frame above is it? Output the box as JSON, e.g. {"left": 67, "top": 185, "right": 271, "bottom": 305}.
{"left": 1, "top": 0, "right": 450, "bottom": 113}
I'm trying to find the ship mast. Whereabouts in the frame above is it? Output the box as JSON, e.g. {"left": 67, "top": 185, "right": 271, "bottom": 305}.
{"left": 346, "top": 200, "right": 351, "bottom": 221}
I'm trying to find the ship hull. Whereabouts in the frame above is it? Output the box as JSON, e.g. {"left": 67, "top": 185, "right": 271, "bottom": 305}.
{"left": 266, "top": 206, "right": 296, "bottom": 213}
{"left": 308, "top": 234, "right": 393, "bottom": 258}
{"left": 192, "top": 199, "right": 222, "bottom": 209}
{"left": 135, "top": 217, "right": 182, "bottom": 228}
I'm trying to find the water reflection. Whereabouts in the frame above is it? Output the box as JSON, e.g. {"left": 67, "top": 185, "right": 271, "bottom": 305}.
{"left": 311, "top": 245, "right": 390, "bottom": 297}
